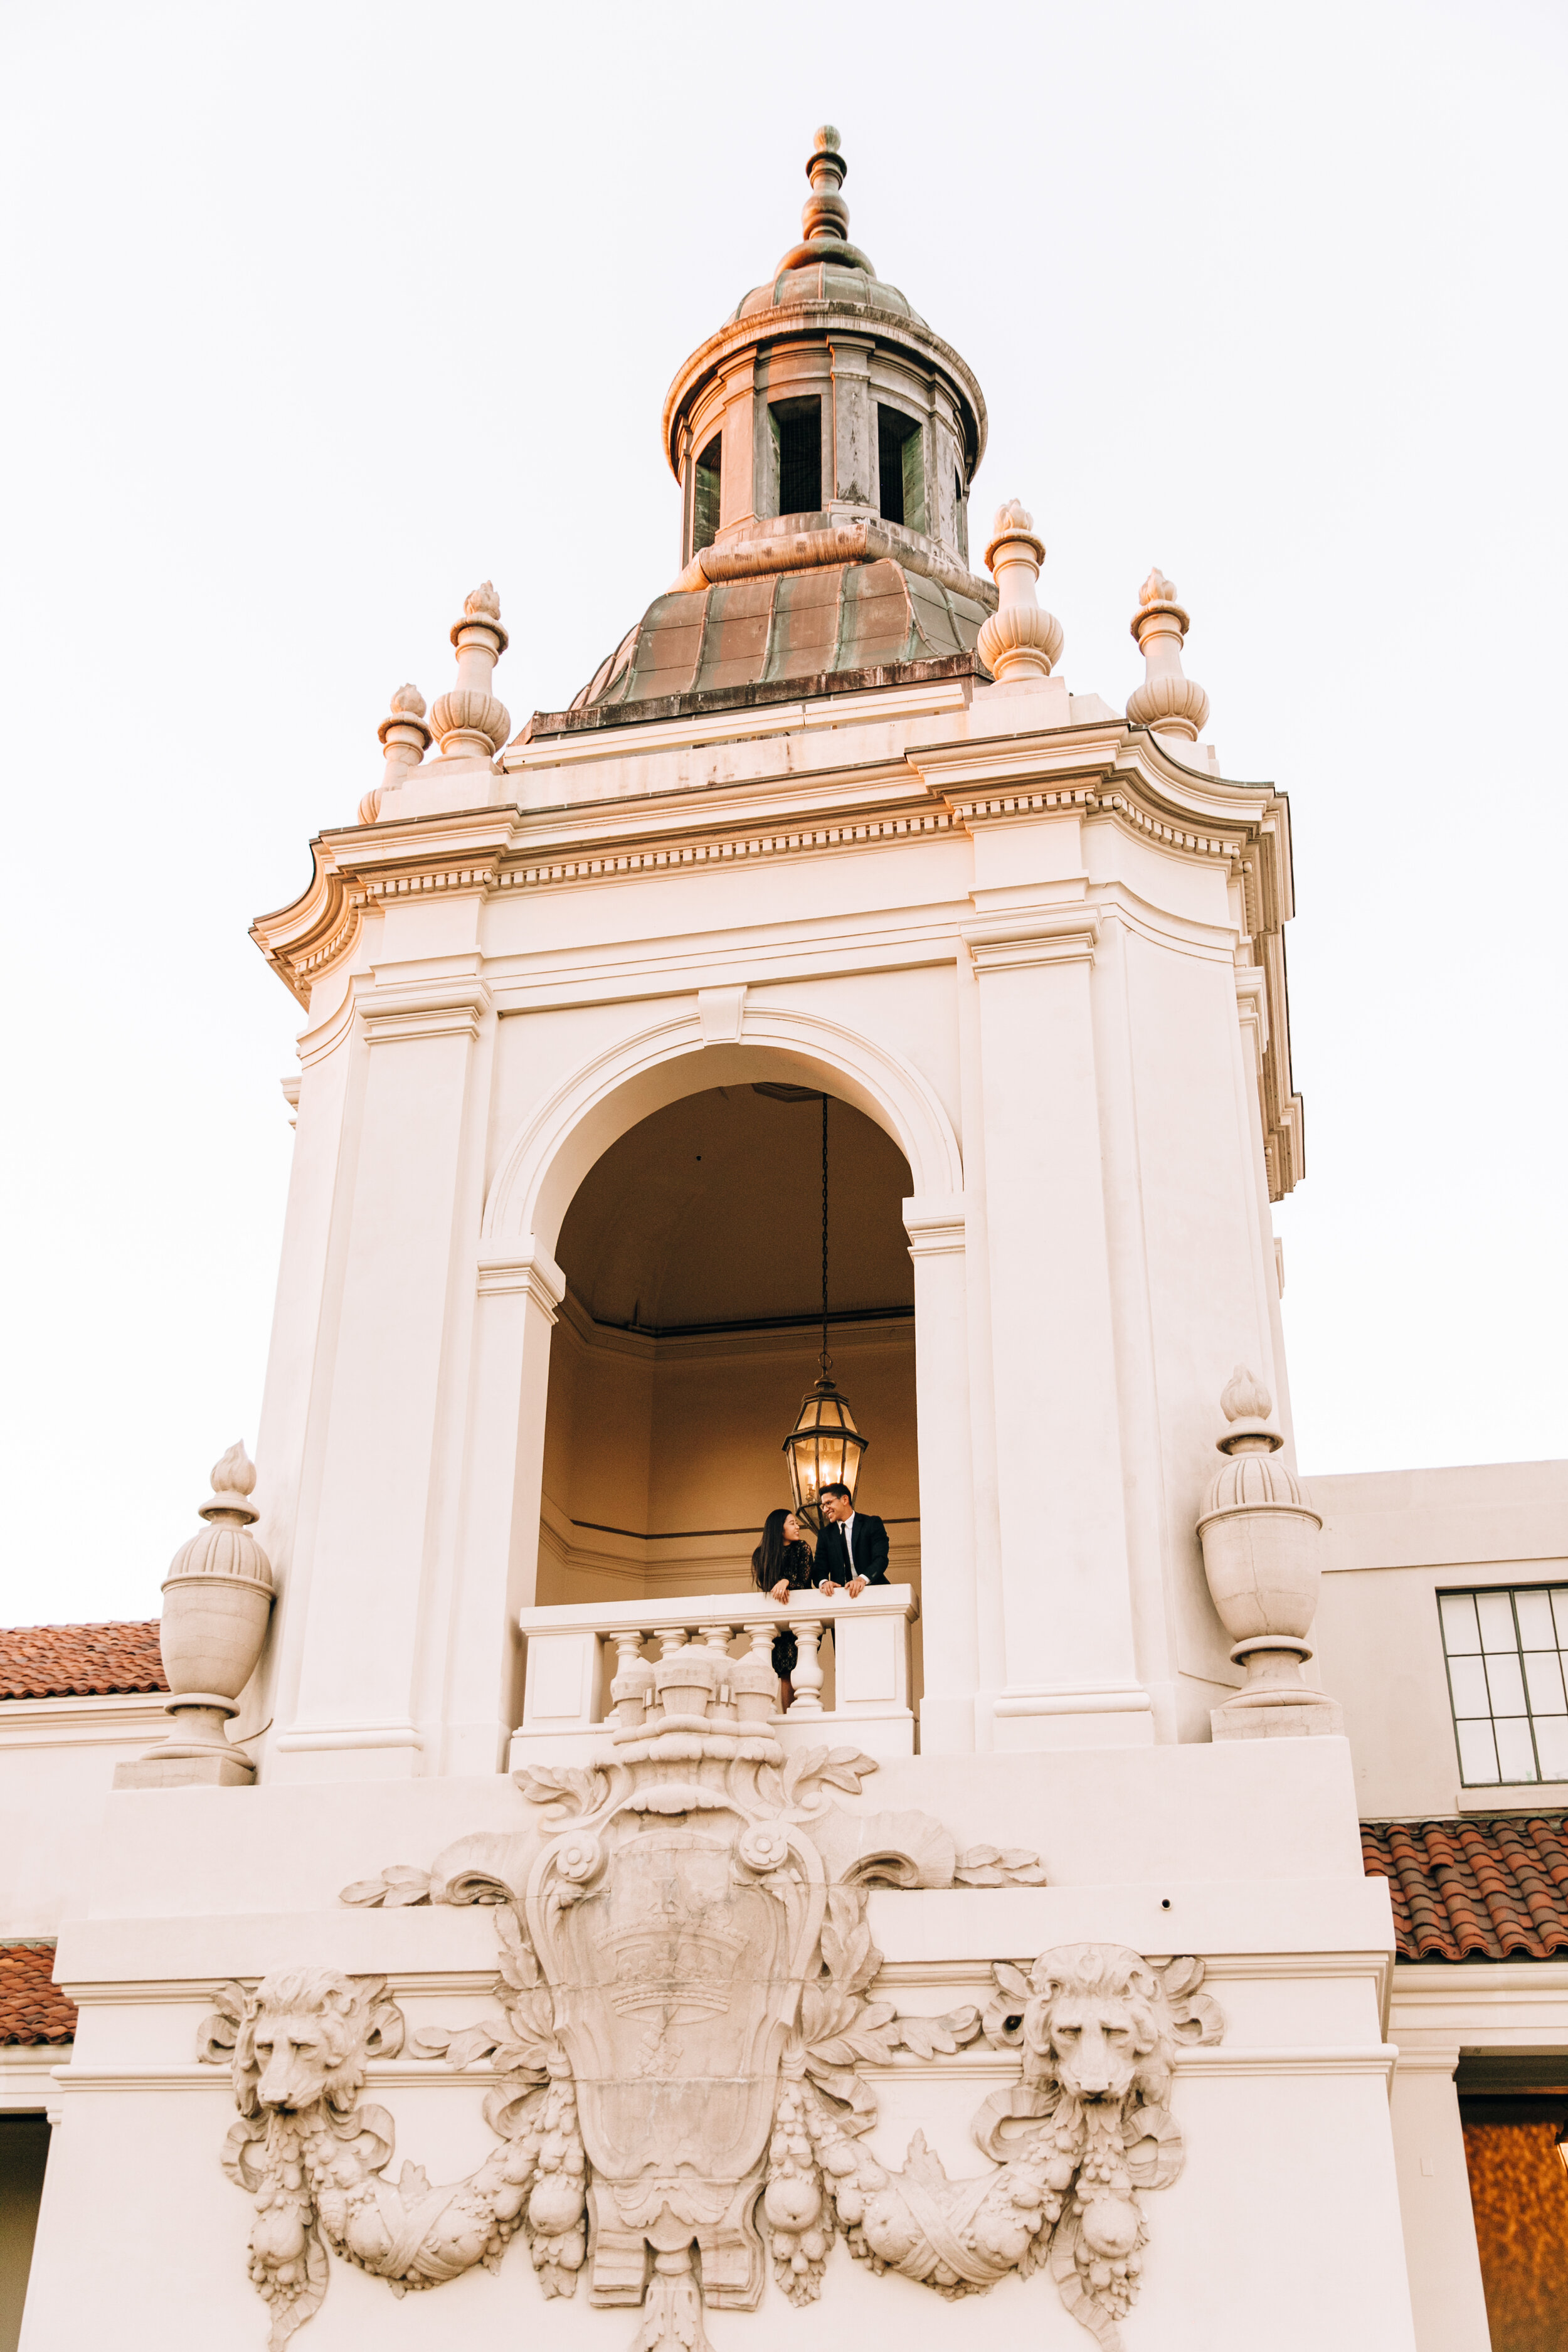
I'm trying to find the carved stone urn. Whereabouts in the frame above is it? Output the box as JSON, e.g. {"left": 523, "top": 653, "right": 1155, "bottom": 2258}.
{"left": 115, "top": 1443, "right": 275, "bottom": 1789}
{"left": 1196, "top": 1369, "right": 1341, "bottom": 1739}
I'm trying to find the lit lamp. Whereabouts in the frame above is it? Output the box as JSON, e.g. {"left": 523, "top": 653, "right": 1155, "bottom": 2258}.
{"left": 1556, "top": 2117, "right": 1568, "bottom": 2176}
{"left": 780, "top": 1094, "right": 869, "bottom": 1532}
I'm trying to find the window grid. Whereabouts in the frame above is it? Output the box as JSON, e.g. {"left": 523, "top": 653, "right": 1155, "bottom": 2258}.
{"left": 1439, "top": 1583, "right": 1568, "bottom": 1787}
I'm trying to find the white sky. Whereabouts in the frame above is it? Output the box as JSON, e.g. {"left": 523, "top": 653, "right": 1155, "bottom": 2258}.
{"left": 2, "top": 0, "right": 1564, "bottom": 1624}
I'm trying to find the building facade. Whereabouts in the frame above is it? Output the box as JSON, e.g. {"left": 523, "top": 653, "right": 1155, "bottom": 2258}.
{"left": 2, "top": 129, "right": 1564, "bottom": 2352}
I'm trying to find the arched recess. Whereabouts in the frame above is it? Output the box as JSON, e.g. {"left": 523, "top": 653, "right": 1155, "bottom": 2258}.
{"left": 453, "top": 995, "right": 977, "bottom": 1766}
{"left": 481, "top": 999, "right": 964, "bottom": 1256}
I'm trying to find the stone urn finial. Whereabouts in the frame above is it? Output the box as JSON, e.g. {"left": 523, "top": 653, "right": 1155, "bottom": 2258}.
{"left": 430, "top": 582, "right": 511, "bottom": 761}
{"left": 359, "top": 682, "right": 432, "bottom": 824}
{"left": 977, "top": 500, "right": 1064, "bottom": 684}
{"left": 1126, "top": 567, "right": 1209, "bottom": 741}
{"left": 1195, "top": 1372, "right": 1340, "bottom": 1739}
{"left": 776, "top": 124, "right": 876, "bottom": 278}
{"left": 114, "top": 1443, "right": 277, "bottom": 1790}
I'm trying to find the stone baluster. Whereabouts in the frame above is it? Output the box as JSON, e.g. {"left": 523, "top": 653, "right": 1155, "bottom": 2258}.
{"left": 430, "top": 581, "right": 511, "bottom": 760}
{"left": 609, "top": 1631, "right": 654, "bottom": 1730}
{"left": 977, "top": 501, "right": 1064, "bottom": 683}
{"left": 1126, "top": 568, "right": 1210, "bottom": 741}
{"left": 736, "top": 1624, "right": 778, "bottom": 1724}
{"left": 791, "top": 1619, "right": 825, "bottom": 1714}
{"left": 702, "top": 1624, "right": 737, "bottom": 1721}
{"left": 359, "top": 684, "right": 432, "bottom": 824}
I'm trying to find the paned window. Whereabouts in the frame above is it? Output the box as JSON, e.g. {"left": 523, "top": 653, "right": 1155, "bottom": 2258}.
{"left": 1439, "top": 1584, "right": 1568, "bottom": 1785}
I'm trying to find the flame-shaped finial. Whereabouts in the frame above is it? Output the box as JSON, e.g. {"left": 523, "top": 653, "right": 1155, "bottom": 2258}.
{"left": 1221, "top": 1367, "right": 1273, "bottom": 1422}
{"left": 464, "top": 581, "right": 501, "bottom": 620}
{"left": 389, "top": 682, "right": 426, "bottom": 718}
{"left": 199, "top": 1441, "right": 262, "bottom": 1524}
{"left": 1128, "top": 563, "right": 1209, "bottom": 741}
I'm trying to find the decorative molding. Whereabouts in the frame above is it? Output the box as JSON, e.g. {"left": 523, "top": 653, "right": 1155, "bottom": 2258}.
{"left": 359, "top": 975, "right": 492, "bottom": 1048}
{"left": 697, "top": 983, "right": 747, "bottom": 1045}
{"left": 993, "top": 1681, "right": 1152, "bottom": 1719}
{"left": 494, "top": 808, "right": 960, "bottom": 895}
{"left": 204, "top": 1735, "right": 1214, "bottom": 2351}
{"left": 475, "top": 1237, "right": 568, "bottom": 1317}
{"left": 961, "top": 906, "right": 1101, "bottom": 975}
{"left": 0, "top": 1693, "right": 171, "bottom": 1751}
{"left": 270, "top": 1720, "right": 423, "bottom": 1755}
{"left": 902, "top": 1194, "right": 966, "bottom": 1258}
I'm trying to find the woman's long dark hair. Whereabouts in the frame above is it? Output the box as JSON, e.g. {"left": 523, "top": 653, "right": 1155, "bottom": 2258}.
{"left": 751, "top": 1507, "right": 796, "bottom": 1592}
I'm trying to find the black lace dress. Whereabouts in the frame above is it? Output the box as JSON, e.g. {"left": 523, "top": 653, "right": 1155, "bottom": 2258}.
{"left": 753, "top": 1539, "right": 818, "bottom": 1677}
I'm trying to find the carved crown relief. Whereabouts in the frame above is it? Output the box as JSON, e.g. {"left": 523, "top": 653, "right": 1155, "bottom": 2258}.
{"left": 203, "top": 1737, "right": 1221, "bottom": 2351}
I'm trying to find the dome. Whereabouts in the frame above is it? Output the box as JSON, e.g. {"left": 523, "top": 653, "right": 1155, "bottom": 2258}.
{"left": 730, "top": 259, "right": 925, "bottom": 328}
{"left": 571, "top": 556, "right": 990, "bottom": 719}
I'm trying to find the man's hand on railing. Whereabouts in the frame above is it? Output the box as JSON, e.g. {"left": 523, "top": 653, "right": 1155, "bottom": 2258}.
{"left": 817, "top": 1577, "right": 868, "bottom": 1598}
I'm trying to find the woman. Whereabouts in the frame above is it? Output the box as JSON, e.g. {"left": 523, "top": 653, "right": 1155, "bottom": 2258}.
{"left": 751, "top": 1507, "right": 816, "bottom": 1711}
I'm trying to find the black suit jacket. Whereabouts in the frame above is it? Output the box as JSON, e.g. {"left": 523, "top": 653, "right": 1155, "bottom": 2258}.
{"left": 814, "top": 1511, "right": 889, "bottom": 1587}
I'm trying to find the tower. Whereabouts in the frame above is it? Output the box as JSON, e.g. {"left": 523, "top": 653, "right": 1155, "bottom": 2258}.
{"left": 241, "top": 126, "right": 1304, "bottom": 1779}
{"left": 31, "top": 130, "right": 1424, "bottom": 2352}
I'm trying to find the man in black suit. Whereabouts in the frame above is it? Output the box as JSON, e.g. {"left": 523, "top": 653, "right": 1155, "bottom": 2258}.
{"left": 814, "top": 1483, "right": 889, "bottom": 1596}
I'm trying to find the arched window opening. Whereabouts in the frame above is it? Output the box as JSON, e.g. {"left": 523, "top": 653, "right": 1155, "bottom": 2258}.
{"left": 877, "top": 405, "right": 924, "bottom": 532}
{"left": 772, "top": 398, "right": 822, "bottom": 516}
{"left": 692, "top": 434, "right": 722, "bottom": 553}
{"left": 539, "top": 1085, "right": 920, "bottom": 1665}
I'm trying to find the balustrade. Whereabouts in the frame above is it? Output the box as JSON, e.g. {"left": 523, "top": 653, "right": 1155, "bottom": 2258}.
{"left": 511, "top": 1585, "right": 919, "bottom": 1769}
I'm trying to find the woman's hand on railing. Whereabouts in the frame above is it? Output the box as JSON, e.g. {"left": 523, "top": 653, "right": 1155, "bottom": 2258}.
{"left": 770, "top": 1579, "right": 791, "bottom": 1604}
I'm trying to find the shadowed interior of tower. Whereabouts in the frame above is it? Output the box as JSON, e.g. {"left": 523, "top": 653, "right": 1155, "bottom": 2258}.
{"left": 541, "top": 1084, "right": 921, "bottom": 1658}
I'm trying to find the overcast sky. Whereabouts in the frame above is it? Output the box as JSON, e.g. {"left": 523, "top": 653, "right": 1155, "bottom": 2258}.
{"left": 2, "top": 0, "right": 1563, "bottom": 1625}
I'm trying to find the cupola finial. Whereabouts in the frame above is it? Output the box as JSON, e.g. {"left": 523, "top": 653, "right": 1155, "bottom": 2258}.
{"left": 776, "top": 125, "right": 875, "bottom": 277}
{"left": 1127, "top": 568, "right": 1210, "bottom": 742}
{"left": 977, "top": 501, "right": 1064, "bottom": 683}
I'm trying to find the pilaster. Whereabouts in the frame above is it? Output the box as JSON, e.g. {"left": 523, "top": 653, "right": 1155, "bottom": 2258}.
{"left": 903, "top": 1195, "right": 978, "bottom": 1753}
{"left": 960, "top": 900, "right": 1149, "bottom": 1751}
{"left": 268, "top": 972, "right": 493, "bottom": 1781}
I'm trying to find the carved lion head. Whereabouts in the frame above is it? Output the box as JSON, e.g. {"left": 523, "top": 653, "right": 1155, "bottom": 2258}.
{"left": 986, "top": 1942, "right": 1220, "bottom": 2109}
{"left": 230, "top": 1970, "right": 403, "bottom": 2118}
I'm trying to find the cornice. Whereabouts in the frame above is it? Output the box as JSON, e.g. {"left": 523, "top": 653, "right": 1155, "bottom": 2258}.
{"left": 251, "top": 707, "right": 1303, "bottom": 1197}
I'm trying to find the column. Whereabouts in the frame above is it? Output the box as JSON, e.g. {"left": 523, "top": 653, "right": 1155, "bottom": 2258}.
{"left": 903, "top": 1195, "right": 978, "bottom": 1752}
{"left": 1388, "top": 2044, "right": 1491, "bottom": 2352}
{"left": 270, "top": 975, "right": 490, "bottom": 1779}
{"left": 961, "top": 905, "right": 1150, "bottom": 1749}
{"left": 439, "top": 1237, "right": 565, "bottom": 1773}
{"left": 827, "top": 332, "right": 874, "bottom": 508}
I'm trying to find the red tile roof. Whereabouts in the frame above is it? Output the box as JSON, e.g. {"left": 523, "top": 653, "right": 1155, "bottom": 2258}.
{"left": 0, "top": 1944, "right": 75, "bottom": 2045}
{"left": 0, "top": 1621, "right": 166, "bottom": 1700}
{"left": 1363, "top": 1815, "right": 1568, "bottom": 1961}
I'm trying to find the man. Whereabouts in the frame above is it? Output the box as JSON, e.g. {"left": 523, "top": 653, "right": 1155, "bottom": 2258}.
{"left": 814, "top": 1483, "right": 889, "bottom": 1597}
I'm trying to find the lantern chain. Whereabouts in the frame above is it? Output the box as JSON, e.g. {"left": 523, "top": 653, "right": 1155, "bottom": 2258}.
{"left": 820, "top": 1092, "right": 831, "bottom": 1379}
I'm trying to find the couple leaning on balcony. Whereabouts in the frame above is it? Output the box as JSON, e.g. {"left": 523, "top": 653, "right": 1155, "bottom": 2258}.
{"left": 750, "top": 1483, "right": 889, "bottom": 1712}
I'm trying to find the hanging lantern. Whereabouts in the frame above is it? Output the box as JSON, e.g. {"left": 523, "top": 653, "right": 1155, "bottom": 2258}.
{"left": 783, "top": 1374, "right": 867, "bottom": 1530}
{"left": 778, "top": 1093, "right": 869, "bottom": 1532}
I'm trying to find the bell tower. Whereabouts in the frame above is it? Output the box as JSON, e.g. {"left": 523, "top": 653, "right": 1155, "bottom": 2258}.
{"left": 208, "top": 125, "right": 1311, "bottom": 1786}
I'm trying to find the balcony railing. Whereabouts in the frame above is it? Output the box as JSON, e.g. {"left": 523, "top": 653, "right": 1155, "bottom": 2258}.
{"left": 511, "top": 1585, "right": 920, "bottom": 1769}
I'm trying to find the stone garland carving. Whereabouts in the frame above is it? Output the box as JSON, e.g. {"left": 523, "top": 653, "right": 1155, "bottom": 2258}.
{"left": 204, "top": 1739, "right": 1221, "bottom": 2351}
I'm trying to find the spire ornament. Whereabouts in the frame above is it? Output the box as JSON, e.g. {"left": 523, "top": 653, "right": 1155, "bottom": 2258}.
{"left": 358, "top": 682, "right": 432, "bottom": 824}
{"left": 1126, "top": 568, "right": 1209, "bottom": 741}
{"left": 430, "top": 581, "right": 511, "bottom": 760}
{"left": 775, "top": 126, "right": 876, "bottom": 277}
{"left": 976, "top": 501, "right": 1063, "bottom": 682}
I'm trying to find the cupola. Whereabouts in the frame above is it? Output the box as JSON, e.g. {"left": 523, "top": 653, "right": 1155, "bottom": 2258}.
{"left": 562, "top": 129, "right": 997, "bottom": 724}
{"left": 664, "top": 127, "right": 987, "bottom": 575}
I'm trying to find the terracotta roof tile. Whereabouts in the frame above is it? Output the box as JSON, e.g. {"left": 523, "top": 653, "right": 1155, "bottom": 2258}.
{"left": 0, "top": 1944, "right": 75, "bottom": 2045}
{"left": 1363, "top": 1814, "right": 1568, "bottom": 1961}
{"left": 0, "top": 1621, "right": 166, "bottom": 1700}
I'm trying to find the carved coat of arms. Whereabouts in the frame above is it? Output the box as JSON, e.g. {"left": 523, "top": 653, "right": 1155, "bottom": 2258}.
{"left": 202, "top": 1693, "right": 1221, "bottom": 2351}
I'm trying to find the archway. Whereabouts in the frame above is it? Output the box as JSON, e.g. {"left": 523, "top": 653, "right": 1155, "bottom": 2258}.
{"left": 538, "top": 1081, "right": 920, "bottom": 1623}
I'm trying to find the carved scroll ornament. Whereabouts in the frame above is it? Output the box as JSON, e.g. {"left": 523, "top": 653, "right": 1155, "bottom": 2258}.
{"left": 204, "top": 1739, "right": 1220, "bottom": 2351}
